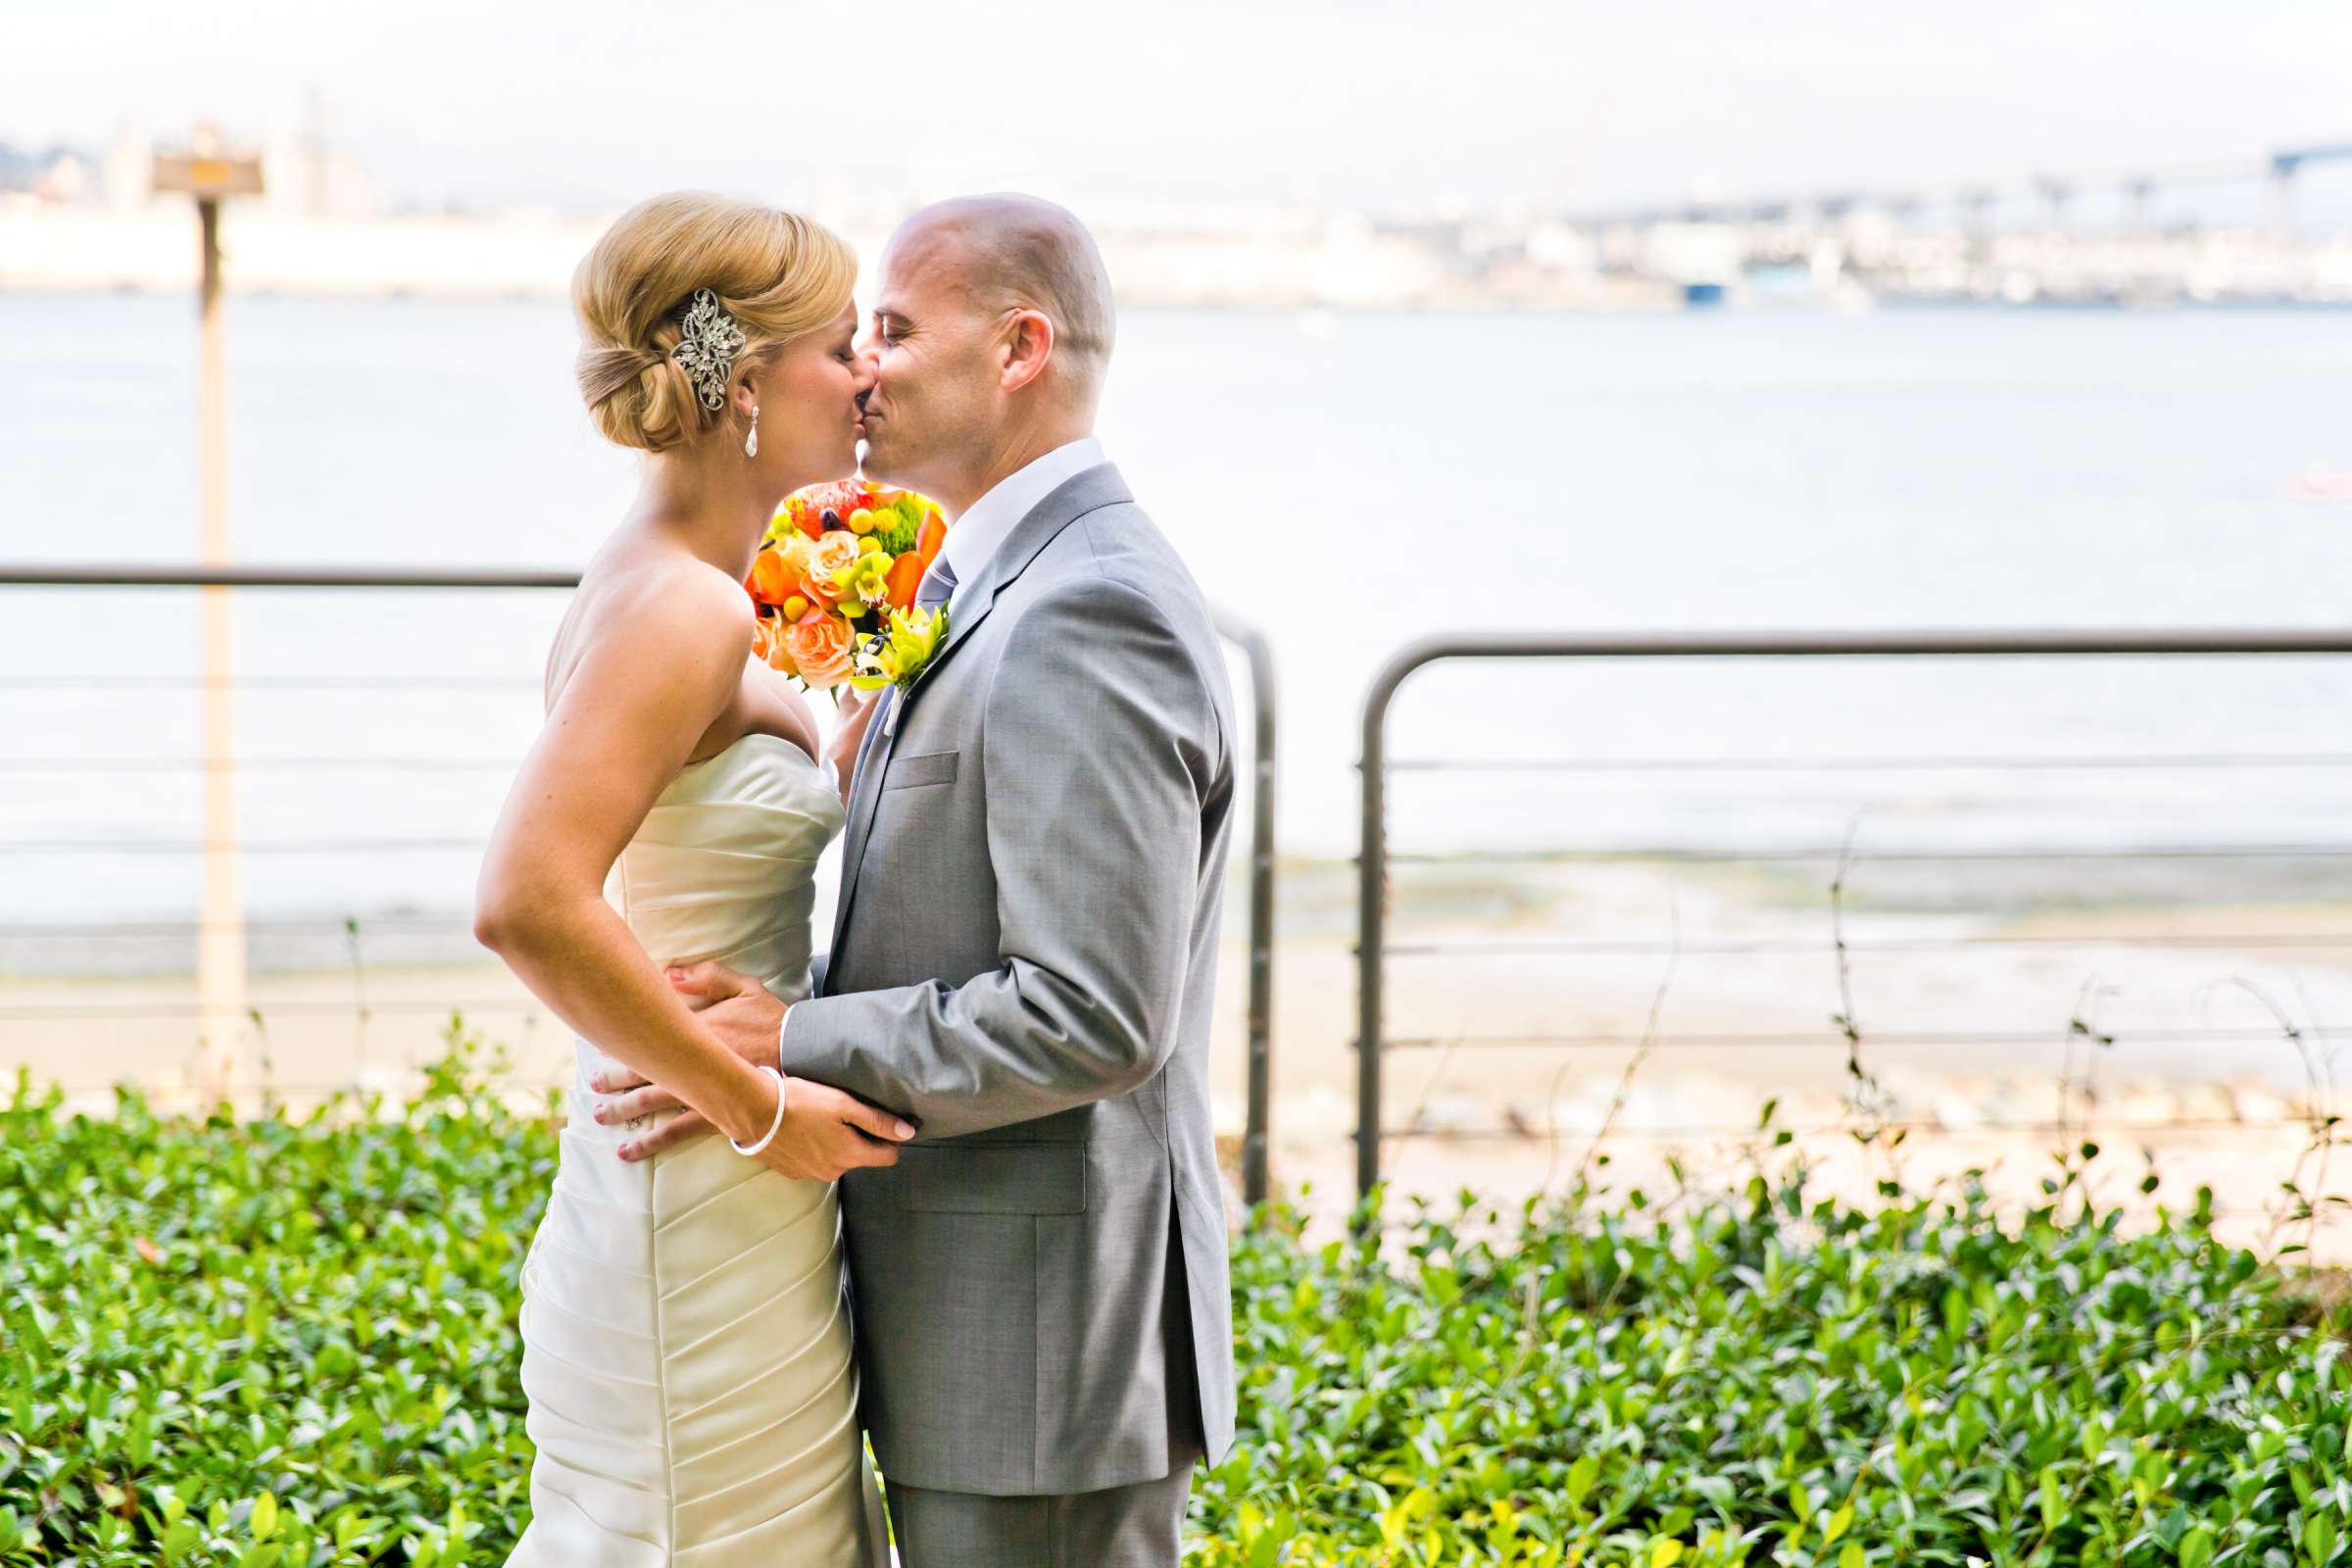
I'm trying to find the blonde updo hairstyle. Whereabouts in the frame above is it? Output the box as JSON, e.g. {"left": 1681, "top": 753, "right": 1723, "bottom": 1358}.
{"left": 573, "top": 193, "right": 858, "bottom": 453}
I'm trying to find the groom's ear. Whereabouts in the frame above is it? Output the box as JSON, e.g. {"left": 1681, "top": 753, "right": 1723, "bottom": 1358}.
{"left": 999, "top": 308, "right": 1055, "bottom": 395}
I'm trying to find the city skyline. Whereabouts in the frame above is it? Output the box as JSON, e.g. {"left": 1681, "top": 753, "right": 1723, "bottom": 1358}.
{"left": 11, "top": 1, "right": 2352, "bottom": 220}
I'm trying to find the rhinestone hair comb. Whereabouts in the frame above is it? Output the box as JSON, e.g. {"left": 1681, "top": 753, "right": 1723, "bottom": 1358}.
{"left": 672, "top": 288, "right": 749, "bottom": 412}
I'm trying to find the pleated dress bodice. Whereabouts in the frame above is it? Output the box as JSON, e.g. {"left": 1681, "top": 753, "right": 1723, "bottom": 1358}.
{"left": 582, "top": 731, "right": 844, "bottom": 1110}
{"left": 508, "top": 734, "right": 883, "bottom": 1567}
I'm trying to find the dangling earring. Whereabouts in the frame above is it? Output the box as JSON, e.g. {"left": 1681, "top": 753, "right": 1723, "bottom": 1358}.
{"left": 744, "top": 403, "right": 760, "bottom": 459}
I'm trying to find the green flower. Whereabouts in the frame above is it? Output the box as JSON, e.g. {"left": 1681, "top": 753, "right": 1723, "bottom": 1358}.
{"left": 831, "top": 549, "right": 896, "bottom": 609}
{"left": 883, "top": 605, "right": 948, "bottom": 690}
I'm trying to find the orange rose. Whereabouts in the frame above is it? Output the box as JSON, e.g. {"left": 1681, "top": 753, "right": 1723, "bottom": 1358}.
{"left": 782, "top": 610, "right": 855, "bottom": 689}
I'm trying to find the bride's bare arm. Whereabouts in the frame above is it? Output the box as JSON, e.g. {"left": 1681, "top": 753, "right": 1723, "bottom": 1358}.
{"left": 473, "top": 569, "right": 909, "bottom": 1179}
{"left": 824, "top": 687, "right": 880, "bottom": 804}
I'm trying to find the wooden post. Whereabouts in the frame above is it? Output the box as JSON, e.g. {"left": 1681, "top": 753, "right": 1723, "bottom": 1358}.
{"left": 194, "top": 195, "right": 243, "bottom": 1098}
{"left": 156, "top": 140, "right": 262, "bottom": 1101}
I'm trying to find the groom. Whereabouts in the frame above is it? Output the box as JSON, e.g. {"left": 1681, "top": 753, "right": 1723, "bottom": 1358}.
{"left": 610, "top": 195, "right": 1238, "bottom": 1563}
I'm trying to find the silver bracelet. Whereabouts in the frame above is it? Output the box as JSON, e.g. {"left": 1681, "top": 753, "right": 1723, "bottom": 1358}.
{"left": 729, "top": 1066, "right": 789, "bottom": 1156}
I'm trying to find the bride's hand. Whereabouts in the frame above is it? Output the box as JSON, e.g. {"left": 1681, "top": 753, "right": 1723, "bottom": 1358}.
{"left": 827, "top": 685, "right": 883, "bottom": 799}
{"left": 604, "top": 1058, "right": 913, "bottom": 1176}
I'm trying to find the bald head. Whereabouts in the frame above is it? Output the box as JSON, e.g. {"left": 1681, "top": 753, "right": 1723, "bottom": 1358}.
{"left": 890, "top": 194, "right": 1116, "bottom": 395}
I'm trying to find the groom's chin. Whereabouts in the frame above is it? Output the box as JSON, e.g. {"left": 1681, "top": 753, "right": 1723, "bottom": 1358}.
{"left": 858, "top": 441, "right": 904, "bottom": 489}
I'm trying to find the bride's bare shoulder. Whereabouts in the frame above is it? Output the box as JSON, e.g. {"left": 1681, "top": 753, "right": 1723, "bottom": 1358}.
{"left": 550, "top": 548, "right": 752, "bottom": 710}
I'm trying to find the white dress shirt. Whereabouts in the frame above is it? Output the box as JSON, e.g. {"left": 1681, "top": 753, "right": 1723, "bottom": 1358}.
{"left": 926, "top": 435, "right": 1106, "bottom": 615}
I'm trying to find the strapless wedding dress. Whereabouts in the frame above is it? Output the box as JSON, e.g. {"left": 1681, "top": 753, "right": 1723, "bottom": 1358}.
{"left": 507, "top": 734, "right": 886, "bottom": 1567}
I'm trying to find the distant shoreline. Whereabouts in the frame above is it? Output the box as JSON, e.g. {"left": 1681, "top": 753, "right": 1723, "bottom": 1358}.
{"left": 15, "top": 280, "right": 2352, "bottom": 316}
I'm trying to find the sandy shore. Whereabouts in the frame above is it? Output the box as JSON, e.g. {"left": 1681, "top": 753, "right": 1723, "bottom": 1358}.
{"left": 9, "top": 858, "right": 2351, "bottom": 1259}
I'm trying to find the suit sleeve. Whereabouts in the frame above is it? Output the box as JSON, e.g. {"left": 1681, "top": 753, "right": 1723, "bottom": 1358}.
{"left": 776, "top": 576, "right": 1217, "bottom": 1139}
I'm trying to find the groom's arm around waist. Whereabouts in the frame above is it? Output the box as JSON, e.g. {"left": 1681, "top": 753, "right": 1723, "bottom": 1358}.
{"left": 779, "top": 576, "right": 1225, "bottom": 1141}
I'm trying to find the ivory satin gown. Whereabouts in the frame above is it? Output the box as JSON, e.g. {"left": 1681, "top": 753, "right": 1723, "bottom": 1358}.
{"left": 507, "top": 734, "right": 887, "bottom": 1566}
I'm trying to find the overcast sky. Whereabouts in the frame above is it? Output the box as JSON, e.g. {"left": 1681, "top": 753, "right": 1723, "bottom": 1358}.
{"left": 9, "top": 1, "right": 2350, "bottom": 217}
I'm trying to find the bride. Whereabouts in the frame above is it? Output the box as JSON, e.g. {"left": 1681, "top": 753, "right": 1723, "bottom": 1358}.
{"left": 473, "top": 193, "right": 912, "bottom": 1565}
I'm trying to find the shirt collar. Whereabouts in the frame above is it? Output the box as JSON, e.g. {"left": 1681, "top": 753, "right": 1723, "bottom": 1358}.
{"left": 935, "top": 436, "right": 1106, "bottom": 612}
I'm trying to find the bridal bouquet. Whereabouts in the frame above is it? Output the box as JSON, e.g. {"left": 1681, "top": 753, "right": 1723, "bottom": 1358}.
{"left": 746, "top": 479, "right": 950, "bottom": 695}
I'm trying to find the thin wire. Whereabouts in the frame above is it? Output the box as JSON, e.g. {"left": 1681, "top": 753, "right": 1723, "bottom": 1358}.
{"left": 1382, "top": 933, "right": 2352, "bottom": 956}
{"left": 0, "top": 758, "right": 514, "bottom": 773}
{"left": 32, "top": 1076, "right": 566, "bottom": 1097}
{"left": 1382, "top": 1026, "right": 2352, "bottom": 1050}
{"left": 0, "top": 998, "right": 536, "bottom": 1019}
{"left": 1379, "top": 1116, "right": 2317, "bottom": 1143}
{"left": 1387, "top": 753, "right": 2352, "bottom": 774}
{"left": 1385, "top": 845, "right": 2352, "bottom": 865}
{"left": 0, "top": 838, "right": 487, "bottom": 854}
{"left": 0, "top": 916, "right": 471, "bottom": 937}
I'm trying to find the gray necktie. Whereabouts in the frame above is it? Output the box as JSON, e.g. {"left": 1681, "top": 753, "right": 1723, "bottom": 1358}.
{"left": 866, "top": 555, "right": 956, "bottom": 746}
{"left": 915, "top": 555, "right": 958, "bottom": 612}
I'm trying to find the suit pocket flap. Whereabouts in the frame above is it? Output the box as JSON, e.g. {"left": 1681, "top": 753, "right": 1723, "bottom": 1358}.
{"left": 884, "top": 749, "right": 958, "bottom": 790}
{"left": 899, "top": 1143, "right": 1086, "bottom": 1214}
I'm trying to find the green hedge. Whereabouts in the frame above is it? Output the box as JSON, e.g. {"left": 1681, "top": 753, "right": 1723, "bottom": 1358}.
{"left": 3, "top": 1040, "right": 2347, "bottom": 1566}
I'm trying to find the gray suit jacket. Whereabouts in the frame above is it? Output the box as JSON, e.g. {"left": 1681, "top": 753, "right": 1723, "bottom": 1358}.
{"left": 781, "top": 463, "right": 1239, "bottom": 1497}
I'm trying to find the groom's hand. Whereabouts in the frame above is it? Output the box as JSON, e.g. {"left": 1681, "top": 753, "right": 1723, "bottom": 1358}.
{"left": 590, "top": 959, "right": 917, "bottom": 1172}
{"left": 662, "top": 959, "right": 789, "bottom": 1063}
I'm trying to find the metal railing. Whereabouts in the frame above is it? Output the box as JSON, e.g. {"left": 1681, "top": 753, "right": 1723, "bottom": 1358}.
{"left": 1354, "top": 629, "right": 2352, "bottom": 1196}
{"left": 1210, "top": 610, "right": 1278, "bottom": 1208}
{"left": 0, "top": 565, "right": 1278, "bottom": 1205}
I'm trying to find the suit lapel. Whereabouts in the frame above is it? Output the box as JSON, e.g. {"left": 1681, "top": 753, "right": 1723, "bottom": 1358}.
{"left": 823, "top": 463, "right": 1133, "bottom": 976}
{"left": 820, "top": 689, "right": 899, "bottom": 990}
{"left": 895, "top": 463, "right": 1133, "bottom": 719}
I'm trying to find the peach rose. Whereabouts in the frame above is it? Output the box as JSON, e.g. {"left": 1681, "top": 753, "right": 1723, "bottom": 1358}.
{"left": 752, "top": 614, "right": 797, "bottom": 675}
{"left": 782, "top": 610, "right": 855, "bottom": 690}
{"left": 808, "top": 531, "right": 861, "bottom": 585}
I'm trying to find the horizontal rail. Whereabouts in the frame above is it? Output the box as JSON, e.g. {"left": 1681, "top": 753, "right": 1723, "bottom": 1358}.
{"left": 1366, "top": 630, "right": 2352, "bottom": 666}
{"left": 0, "top": 564, "right": 580, "bottom": 589}
{"left": 0, "top": 675, "right": 539, "bottom": 691}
